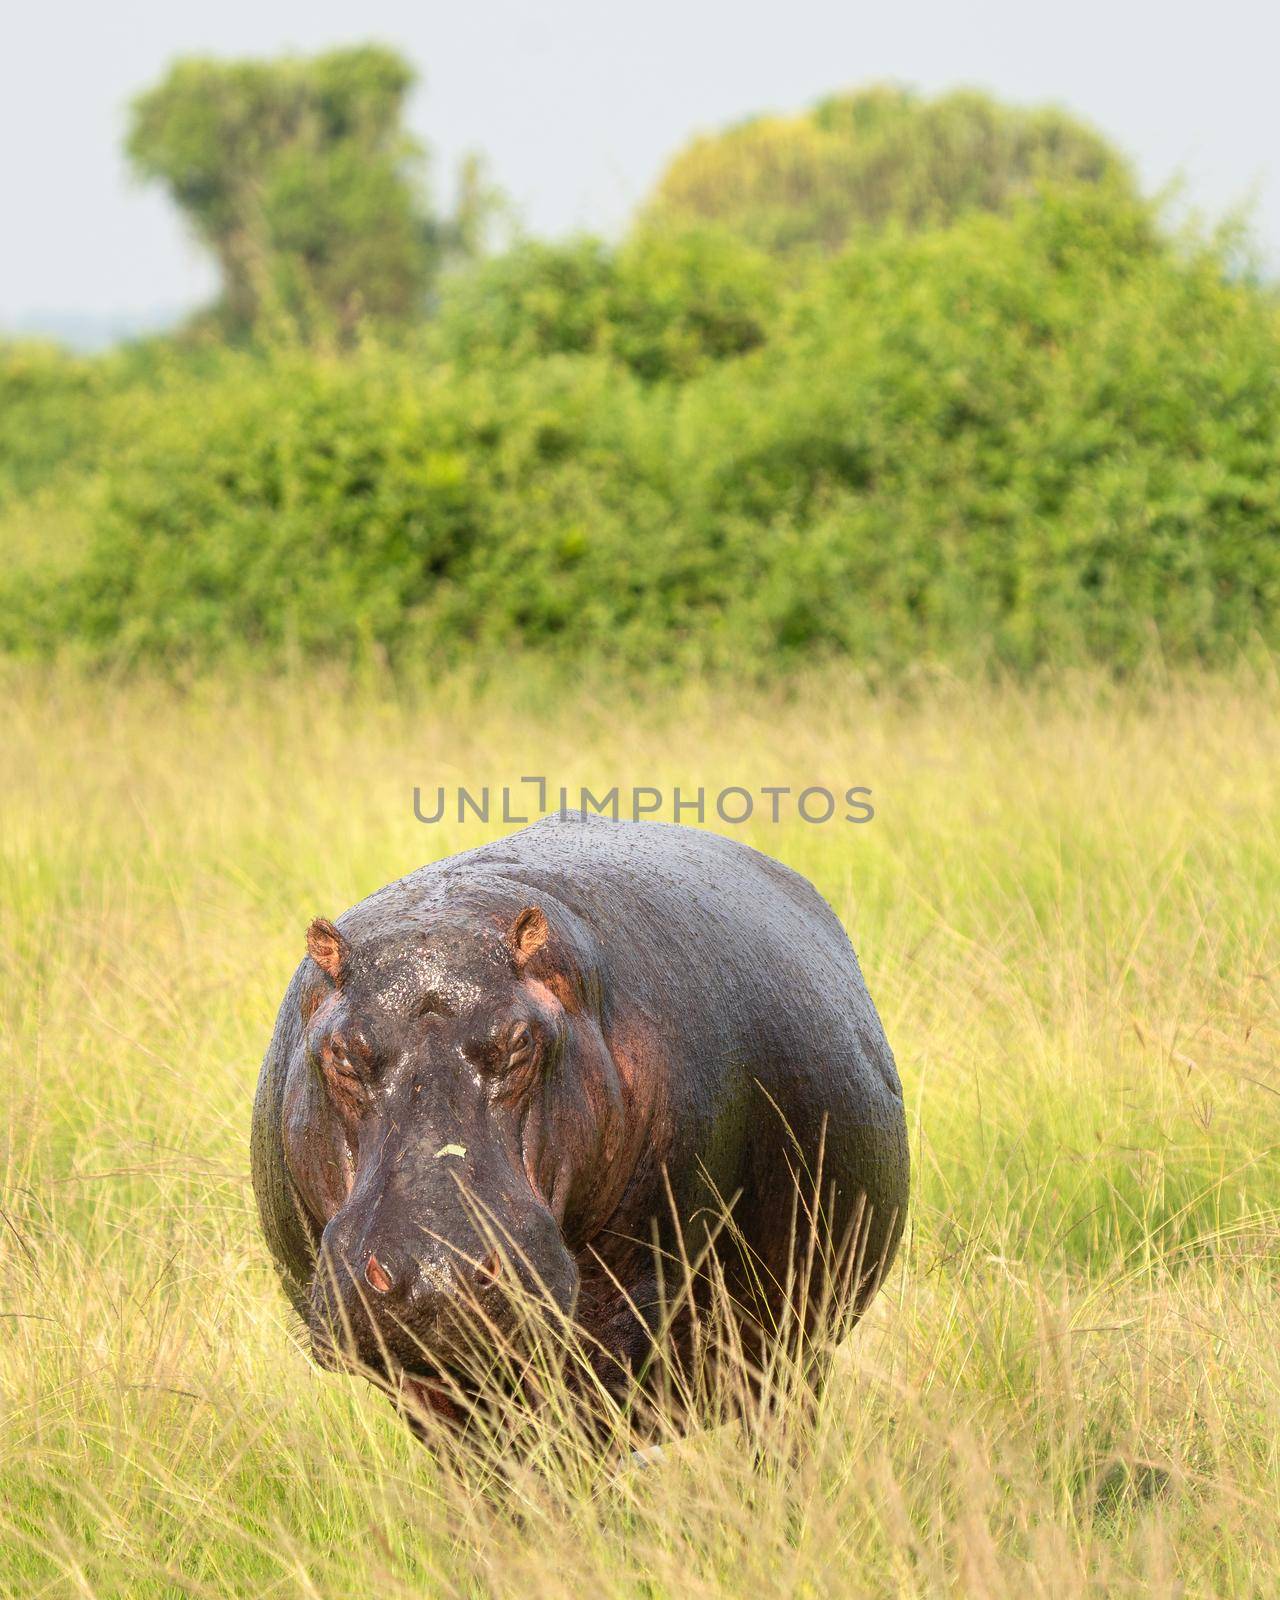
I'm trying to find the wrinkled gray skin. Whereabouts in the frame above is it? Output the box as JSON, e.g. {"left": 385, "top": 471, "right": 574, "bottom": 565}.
{"left": 251, "top": 812, "right": 908, "bottom": 1432}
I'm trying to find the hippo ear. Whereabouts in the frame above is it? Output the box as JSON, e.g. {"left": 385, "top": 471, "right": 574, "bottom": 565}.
{"left": 507, "top": 906, "right": 549, "bottom": 968}
{"left": 306, "top": 917, "right": 349, "bottom": 983}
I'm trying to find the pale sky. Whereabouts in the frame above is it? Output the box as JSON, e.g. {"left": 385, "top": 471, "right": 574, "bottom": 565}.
{"left": 2, "top": 0, "right": 1276, "bottom": 331}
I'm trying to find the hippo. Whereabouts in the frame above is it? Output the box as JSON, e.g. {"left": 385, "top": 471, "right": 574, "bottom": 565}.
{"left": 251, "top": 812, "right": 908, "bottom": 1437}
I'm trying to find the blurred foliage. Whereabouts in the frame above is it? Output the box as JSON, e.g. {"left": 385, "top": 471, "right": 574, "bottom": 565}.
{"left": 3, "top": 181, "right": 1277, "bottom": 677}
{"left": 643, "top": 84, "right": 1138, "bottom": 256}
{"left": 126, "top": 45, "right": 490, "bottom": 338}
{"left": 432, "top": 227, "right": 779, "bottom": 381}
{"left": 0, "top": 343, "right": 105, "bottom": 503}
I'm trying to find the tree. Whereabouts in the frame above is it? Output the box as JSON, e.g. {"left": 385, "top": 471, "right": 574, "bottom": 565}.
{"left": 127, "top": 45, "right": 481, "bottom": 336}
{"left": 642, "top": 84, "right": 1138, "bottom": 257}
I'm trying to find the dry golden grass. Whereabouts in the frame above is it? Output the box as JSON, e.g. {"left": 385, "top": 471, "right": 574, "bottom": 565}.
{"left": 0, "top": 662, "right": 1276, "bottom": 1597}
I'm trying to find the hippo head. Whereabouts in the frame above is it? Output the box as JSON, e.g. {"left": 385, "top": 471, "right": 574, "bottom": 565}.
{"left": 280, "top": 894, "right": 627, "bottom": 1426}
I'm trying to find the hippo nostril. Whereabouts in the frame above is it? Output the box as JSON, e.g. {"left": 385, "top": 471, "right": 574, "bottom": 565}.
{"left": 477, "top": 1248, "right": 502, "bottom": 1285}
{"left": 365, "top": 1253, "right": 394, "bottom": 1295}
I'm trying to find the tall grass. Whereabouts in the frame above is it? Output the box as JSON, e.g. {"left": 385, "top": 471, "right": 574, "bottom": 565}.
{"left": 0, "top": 664, "right": 1276, "bottom": 1596}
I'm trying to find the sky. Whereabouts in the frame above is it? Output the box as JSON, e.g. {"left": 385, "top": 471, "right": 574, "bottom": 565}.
{"left": 2, "top": 0, "right": 1276, "bottom": 333}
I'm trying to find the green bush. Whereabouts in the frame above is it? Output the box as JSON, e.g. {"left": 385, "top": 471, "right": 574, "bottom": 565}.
{"left": 0, "top": 344, "right": 106, "bottom": 503}
{"left": 643, "top": 84, "right": 1138, "bottom": 256}
{"left": 433, "top": 227, "right": 779, "bottom": 382}
{"left": 4, "top": 191, "right": 1278, "bottom": 676}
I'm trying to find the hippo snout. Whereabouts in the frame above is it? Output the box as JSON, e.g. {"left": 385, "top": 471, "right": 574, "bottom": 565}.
{"left": 310, "top": 1201, "right": 580, "bottom": 1380}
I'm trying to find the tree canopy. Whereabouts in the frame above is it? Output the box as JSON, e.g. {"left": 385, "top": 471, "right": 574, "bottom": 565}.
{"left": 642, "top": 85, "right": 1138, "bottom": 256}
{"left": 127, "top": 45, "right": 467, "bottom": 336}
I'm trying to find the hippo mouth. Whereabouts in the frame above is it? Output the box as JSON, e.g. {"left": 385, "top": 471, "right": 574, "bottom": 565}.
{"left": 395, "top": 1349, "right": 553, "bottom": 1437}
{"left": 309, "top": 1322, "right": 476, "bottom": 1431}
{"left": 397, "top": 1364, "right": 471, "bottom": 1431}
{"left": 309, "top": 1307, "right": 552, "bottom": 1438}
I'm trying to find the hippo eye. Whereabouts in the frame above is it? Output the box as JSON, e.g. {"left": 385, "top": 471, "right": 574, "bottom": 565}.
{"left": 318, "top": 1035, "right": 367, "bottom": 1118}
{"left": 507, "top": 1022, "right": 536, "bottom": 1071}
{"left": 327, "top": 1028, "right": 373, "bottom": 1074}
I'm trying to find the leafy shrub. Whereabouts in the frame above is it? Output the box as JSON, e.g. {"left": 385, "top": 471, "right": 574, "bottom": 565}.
{"left": 4, "top": 189, "right": 1278, "bottom": 676}
{"left": 433, "top": 227, "right": 779, "bottom": 382}
{"left": 0, "top": 344, "right": 106, "bottom": 503}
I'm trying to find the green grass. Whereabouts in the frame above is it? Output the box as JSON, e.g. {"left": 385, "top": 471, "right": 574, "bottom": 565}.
{"left": 0, "top": 664, "right": 1277, "bottom": 1596}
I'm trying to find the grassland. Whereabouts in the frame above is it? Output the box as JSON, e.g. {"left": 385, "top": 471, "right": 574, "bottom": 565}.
{"left": 0, "top": 664, "right": 1276, "bottom": 1597}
